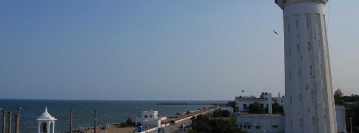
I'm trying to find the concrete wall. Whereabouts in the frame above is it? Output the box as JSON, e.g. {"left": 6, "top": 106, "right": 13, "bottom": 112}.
{"left": 336, "top": 105, "right": 347, "bottom": 133}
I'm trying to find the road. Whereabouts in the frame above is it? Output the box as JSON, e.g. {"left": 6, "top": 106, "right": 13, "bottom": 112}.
{"left": 148, "top": 108, "right": 216, "bottom": 133}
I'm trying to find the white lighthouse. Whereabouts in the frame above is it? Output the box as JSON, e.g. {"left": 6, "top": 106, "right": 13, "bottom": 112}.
{"left": 275, "top": 0, "right": 337, "bottom": 133}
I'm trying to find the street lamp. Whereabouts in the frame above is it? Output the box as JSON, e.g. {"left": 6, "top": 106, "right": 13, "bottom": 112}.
{"left": 350, "top": 117, "right": 353, "bottom": 133}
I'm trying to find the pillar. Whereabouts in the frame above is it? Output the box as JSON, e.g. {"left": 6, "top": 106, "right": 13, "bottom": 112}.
{"left": 268, "top": 93, "right": 273, "bottom": 114}
{"left": 46, "top": 122, "right": 50, "bottom": 133}
{"left": 69, "top": 109, "right": 73, "bottom": 133}
{"left": 13, "top": 115, "right": 17, "bottom": 133}
{"left": 94, "top": 110, "right": 97, "bottom": 133}
{"left": 15, "top": 108, "right": 20, "bottom": 133}
{"left": 37, "top": 121, "right": 41, "bottom": 133}
{"left": 275, "top": 0, "right": 337, "bottom": 133}
{"left": 8, "top": 112, "right": 11, "bottom": 133}
{"left": 51, "top": 121, "right": 55, "bottom": 133}
{"left": 2, "top": 111, "right": 6, "bottom": 133}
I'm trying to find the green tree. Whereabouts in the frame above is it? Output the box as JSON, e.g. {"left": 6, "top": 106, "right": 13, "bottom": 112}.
{"left": 190, "top": 115, "right": 247, "bottom": 133}
{"left": 126, "top": 117, "right": 135, "bottom": 126}
{"left": 248, "top": 102, "right": 264, "bottom": 114}
{"left": 272, "top": 102, "right": 284, "bottom": 114}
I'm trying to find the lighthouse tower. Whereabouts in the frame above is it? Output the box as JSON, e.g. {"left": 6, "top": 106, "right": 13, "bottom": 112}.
{"left": 275, "top": 0, "right": 337, "bottom": 133}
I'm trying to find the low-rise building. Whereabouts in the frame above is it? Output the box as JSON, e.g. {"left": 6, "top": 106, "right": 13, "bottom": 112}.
{"left": 135, "top": 110, "right": 166, "bottom": 128}
{"left": 237, "top": 114, "right": 285, "bottom": 133}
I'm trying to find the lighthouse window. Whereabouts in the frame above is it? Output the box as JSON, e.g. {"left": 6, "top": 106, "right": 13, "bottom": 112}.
{"left": 298, "top": 69, "right": 301, "bottom": 76}
{"left": 296, "top": 21, "right": 299, "bottom": 28}
{"left": 308, "top": 42, "right": 311, "bottom": 51}
{"left": 310, "top": 66, "right": 313, "bottom": 75}
{"left": 300, "top": 119, "right": 303, "bottom": 127}
{"left": 312, "top": 117, "right": 315, "bottom": 125}
{"left": 297, "top": 44, "right": 300, "bottom": 52}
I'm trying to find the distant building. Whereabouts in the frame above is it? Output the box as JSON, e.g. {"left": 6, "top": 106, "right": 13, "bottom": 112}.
{"left": 135, "top": 110, "right": 166, "bottom": 128}
{"left": 235, "top": 92, "right": 284, "bottom": 114}
{"left": 234, "top": 92, "right": 346, "bottom": 133}
{"left": 237, "top": 114, "right": 285, "bottom": 133}
{"left": 335, "top": 88, "right": 345, "bottom": 97}
{"left": 220, "top": 107, "right": 233, "bottom": 114}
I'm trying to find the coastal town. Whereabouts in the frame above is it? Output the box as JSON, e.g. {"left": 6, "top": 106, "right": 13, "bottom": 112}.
{"left": 1, "top": 0, "right": 359, "bottom": 133}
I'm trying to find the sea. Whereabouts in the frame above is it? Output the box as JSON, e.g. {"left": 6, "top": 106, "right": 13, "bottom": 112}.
{"left": 0, "top": 99, "right": 224, "bottom": 133}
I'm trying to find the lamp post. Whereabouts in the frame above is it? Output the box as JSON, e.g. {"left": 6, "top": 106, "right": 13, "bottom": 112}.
{"left": 70, "top": 109, "right": 73, "bottom": 133}
{"left": 2, "top": 110, "right": 6, "bottom": 133}
{"left": 350, "top": 117, "right": 353, "bottom": 133}
{"left": 94, "top": 110, "right": 97, "bottom": 133}
{"left": 8, "top": 111, "right": 12, "bottom": 133}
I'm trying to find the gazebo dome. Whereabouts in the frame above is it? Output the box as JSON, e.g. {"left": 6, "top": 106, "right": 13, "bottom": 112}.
{"left": 37, "top": 107, "right": 56, "bottom": 120}
{"left": 334, "top": 88, "right": 345, "bottom": 97}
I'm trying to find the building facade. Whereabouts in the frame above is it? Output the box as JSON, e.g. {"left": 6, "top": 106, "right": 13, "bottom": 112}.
{"left": 275, "top": 0, "right": 337, "bottom": 132}
{"left": 135, "top": 110, "right": 165, "bottom": 128}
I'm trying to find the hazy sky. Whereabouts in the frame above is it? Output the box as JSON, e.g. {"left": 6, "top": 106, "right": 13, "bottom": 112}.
{"left": 0, "top": 1, "right": 358, "bottom": 100}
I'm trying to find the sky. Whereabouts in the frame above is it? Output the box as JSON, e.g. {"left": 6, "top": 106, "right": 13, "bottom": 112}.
{"left": 0, "top": 0, "right": 358, "bottom": 100}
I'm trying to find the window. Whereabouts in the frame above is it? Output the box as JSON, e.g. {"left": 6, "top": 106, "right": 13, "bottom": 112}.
{"left": 312, "top": 117, "right": 315, "bottom": 125}
{"left": 299, "top": 94, "right": 302, "bottom": 101}
{"left": 243, "top": 104, "right": 247, "bottom": 109}
{"left": 150, "top": 115, "right": 152, "bottom": 118}
{"left": 296, "top": 21, "right": 299, "bottom": 28}
{"left": 288, "top": 25, "right": 290, "bottom": 32}
{"left": 248, "top": 126, "right": 251, "bottom": 129}
{"left": 310, "top": 66, "right": 313, "bottom": 75}
{"left": 145, "top": 115, "right": 148, "bottom": 118}
{"left": 300, "top": 119, "right": 303, "bottom": 127}
{"left": 297, "top": 44, "right": 300, "bottom": 52}
{"left": 298, "top": 69, "right": 301, "bottom": 76}
{"left": 244, "top": 125, "right": 247, "bottom": 129}
{"left": 255, "top": 126, "right": 260, "bottom": 129}
{"left": 308, "top": 42, "right": 311, "bottom": 51}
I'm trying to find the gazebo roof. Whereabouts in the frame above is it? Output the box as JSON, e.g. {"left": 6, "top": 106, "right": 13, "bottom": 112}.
{"left": 37, "top": 107, "right": 57, "bottom": 121}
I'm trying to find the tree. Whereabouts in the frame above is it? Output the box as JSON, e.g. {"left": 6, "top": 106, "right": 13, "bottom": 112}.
{"left": 346, "top": 103, "right": 359, "bottom": 131}
{"left": 190, "top": 115, "right": 247, "bottom": 133}
{"left": 248, "top": 102, "right": 264, "bottom": 114}
{"left": 186, "top": 111, "right": 191, "bottom": 114}
{"left": 126, "top": 117, "right": 134, "bottom": 126}
{"left": 272, "top": 102, "right": 284, "bottom": 114}
{"left": 213, "top": 110, "right": 230, "bottom": 117}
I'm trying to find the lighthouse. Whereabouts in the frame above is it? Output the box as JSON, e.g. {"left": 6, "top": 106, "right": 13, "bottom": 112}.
{"left": 275, "top": 0, "right": 337, "bottom": 133}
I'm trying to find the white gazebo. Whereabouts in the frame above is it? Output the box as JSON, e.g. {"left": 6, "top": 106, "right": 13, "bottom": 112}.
{"left": 37, "top": 107, "right": 57, "bottom": 133}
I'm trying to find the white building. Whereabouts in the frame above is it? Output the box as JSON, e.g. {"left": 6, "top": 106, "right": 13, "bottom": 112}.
{"left": 220, "top": 107, "right": 233, "bottom": 114}
{"left": 135, "top": 110, "right": 166, "bottom": 128}
{"left": 237, "top": 114, "right": 285, "bottom": 133}
{"left": 336, "top": 105, "right": 347, "bottom": 133}
{"left": 236, "top": 106, "right": 346, "bottom": 133}
{"left": 235, "top": 92, "right": 284, "bottom": 114}
{"left": 275, "top": 0, "right": 337, "bottom": 132}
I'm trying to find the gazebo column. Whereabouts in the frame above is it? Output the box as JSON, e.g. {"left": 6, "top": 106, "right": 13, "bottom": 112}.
{"left": 51, "top": 121, "right": 55, "bottom": 133}
{"left": 47, "top": 122, "right": 51, "bottom": 133}
{"left": 37, "top": 121, "right": 41, "bottom": 133}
